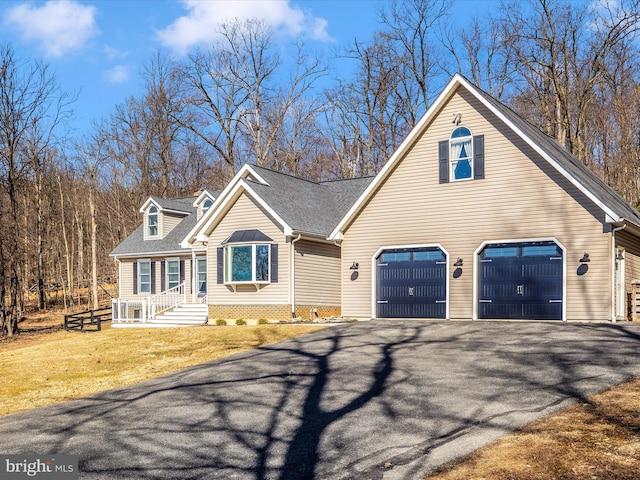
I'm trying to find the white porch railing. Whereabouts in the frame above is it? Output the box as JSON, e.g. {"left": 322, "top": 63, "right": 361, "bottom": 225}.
{"left": 112, "top": 283, "right": 187, "bottom": 323}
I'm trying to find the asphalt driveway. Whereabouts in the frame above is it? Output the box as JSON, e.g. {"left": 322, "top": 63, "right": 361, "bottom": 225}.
{"left": 2, "top": 321, "right": 640, "bottom": 479}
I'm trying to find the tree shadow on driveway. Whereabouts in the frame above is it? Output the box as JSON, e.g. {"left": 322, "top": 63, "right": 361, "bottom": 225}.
{"left": 1, "top": 321, "right": 640, "bottom": 480}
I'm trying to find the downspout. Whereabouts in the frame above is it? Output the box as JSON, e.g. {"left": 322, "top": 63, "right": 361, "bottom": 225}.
{"left": 611, "top": 223, "right": 627, "bottom": 323}
{"left": 290, "top": 234, "right": 302, "bottom": 318}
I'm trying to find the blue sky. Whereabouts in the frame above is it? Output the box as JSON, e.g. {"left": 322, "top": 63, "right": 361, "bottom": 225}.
{"left": 0, "top": 0, "right": 495, "bottom": 136}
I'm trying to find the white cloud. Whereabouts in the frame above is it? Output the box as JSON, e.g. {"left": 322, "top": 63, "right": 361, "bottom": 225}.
{"left": 104, "top": 44, "right": 129, "bottom": 61}
{"left": 157, "top": 0, "right": 332, "bottom": 53}
{"left": 4, "top": 0, "right": 99, "bottom": 57}
{"left": 104, "top": 64, "right": 129, "bottom": 83}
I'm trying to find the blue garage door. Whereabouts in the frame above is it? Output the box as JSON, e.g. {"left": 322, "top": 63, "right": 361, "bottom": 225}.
{"left": 479, "top": 241, "right": 563, "bottom": 320}
{"left": 377, "top": 247, "right": 447, "bottom": 318}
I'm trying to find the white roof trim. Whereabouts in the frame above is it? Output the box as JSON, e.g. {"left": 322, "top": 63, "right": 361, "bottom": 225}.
{"left": 454, "top": 75, "right": 621, "bottom": 222}
{"left": 192, "top": 190, "right": 216, "bottom": 207}
{"left": 180, "top": 164, "right": 269, "bottom": 247}
{"left": 329, "top": 74, "right": 622, "bottom": 239}
{"left": 194, "top": 180, "right": 293, "bottom": 243}
{"left": 139, "top": 197, "right": 162, "bottom": 214}
{"left": 138, "top": 197, "right": 190, "bottom": 216}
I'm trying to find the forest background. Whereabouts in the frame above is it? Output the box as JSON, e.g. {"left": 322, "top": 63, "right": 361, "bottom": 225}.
{"left": 1, "top": 0, "right": 640, "bottom": 336}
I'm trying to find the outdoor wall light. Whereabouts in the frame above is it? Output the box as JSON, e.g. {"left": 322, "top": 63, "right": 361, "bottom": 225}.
{"left": 616, "top": 251, "right": 624, "bottom": 261}
{"left": 454, "top": 258, "right": 463, "bottom": 266}
{"left": 580, "top": 253, "right": 590, "bottom": 263}
{"left": 350, "top": 262, "right": 359, "bottom": 270}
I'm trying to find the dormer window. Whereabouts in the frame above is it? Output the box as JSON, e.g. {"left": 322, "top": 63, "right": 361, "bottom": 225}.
{"left": 202, "top": 198, "right": 213, "bottom": 214}
{"left": 148, "top": 206, "right": 159, "bottom": 237}
{"left": 450, "top": 126, "right": 473, "bottom": 181}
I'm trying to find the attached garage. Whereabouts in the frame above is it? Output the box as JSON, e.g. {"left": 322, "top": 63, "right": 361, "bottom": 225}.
{"left": 376, "top": 246, "right": 447, "bottom": 318}
{"left": 477, "top": 241, "right": 564, "bottom": 320}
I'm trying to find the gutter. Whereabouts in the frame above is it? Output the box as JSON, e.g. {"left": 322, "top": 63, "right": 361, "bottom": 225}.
{"left": 611, "top": 223, "right": 627, "bottom": 323}
{"left": 290, "top": 233, "right": 302, "bottom": 318}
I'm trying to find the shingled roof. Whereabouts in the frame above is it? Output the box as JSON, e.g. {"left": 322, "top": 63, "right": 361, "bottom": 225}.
{"left": 111, "top": 197, "right": 198, "bottom": 257}
{"left": 245, "top": 165, "right": 374, "bottom": 236}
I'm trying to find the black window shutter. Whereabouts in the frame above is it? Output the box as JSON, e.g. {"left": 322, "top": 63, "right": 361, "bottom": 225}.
{"left": 438, "top": 140, "right": 449, "bottom": 183}
{"left": 474, "top": 135, "right": 485, "bottom": 180}
{"left": 133, "top": 262, "right": 138, "bottom": 294}
{"left": 150, "top": 262, "right": 156, "bottom": 294}
{"left": 180, "top": 260, "right": 185, "bottom": 285}
{"left": 271, "top": 244, "right": 278, "bottom": 283}
{"left": 217, "top": 247, "right": 224, "bottom": 284}
{"left": 161, "top": 261, "right": 166, "bottom": 292}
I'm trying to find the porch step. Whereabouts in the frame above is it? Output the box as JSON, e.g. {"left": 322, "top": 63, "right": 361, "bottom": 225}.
{"left": 112, "top": 303, "right": 208, "bottom": 328}
{"left": 154, "top": 303, "right": 208, "bottom": 325}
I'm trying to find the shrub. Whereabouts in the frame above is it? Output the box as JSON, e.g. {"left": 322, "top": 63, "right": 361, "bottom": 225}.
{"left": 215, "top": 318, "right": 227, "bottom": 326}
{"left": 235, "top": 318, "right": 247, "bottom": 326}
{"left": 257, "top": 318, "right": 269, "bottom": 325}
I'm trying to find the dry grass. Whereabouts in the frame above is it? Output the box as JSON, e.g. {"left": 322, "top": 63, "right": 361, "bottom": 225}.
{"left": 0, "top": 322, "right": 326, "bottom": 416}
{"left": 426, "top": 377, "right": 640, "bottom": 480}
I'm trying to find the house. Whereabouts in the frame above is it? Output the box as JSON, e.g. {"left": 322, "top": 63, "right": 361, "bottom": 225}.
{"left": 111, "top": 74, "right": 640, "bottom": 325}
{"left": 110, "top": 165, "right": 373, "bottom": 325}
{"left": 110, "top": 190, "right": 217, "bottom": 326}
{"left": 328, "top": 74, "right": 640, "bottom": 322}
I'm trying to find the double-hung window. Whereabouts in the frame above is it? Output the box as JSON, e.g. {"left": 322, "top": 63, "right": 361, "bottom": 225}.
{"left": 224, "top": 244, "right": 270, "bottom": 283}
{"left": 138, "top": 260, "right": 151, "bottom": 293}
{"left": 148, "top": 206, "right": 159, "bottom": 237}
{"left": 166, "top": 259, "right": 180, "bottom": 290}
{"left": 197, "top": 258, "right": 207, "bottom": 294}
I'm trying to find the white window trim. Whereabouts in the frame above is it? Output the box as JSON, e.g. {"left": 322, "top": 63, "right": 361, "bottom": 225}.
{"left": 224, "top": 243, "right": 272, "bottom": 285}
{"left": 138, "top": 258, "right": 152, "bottom": 294}
{"left": 147, "top": 206, "right": 160, "bottom": 239}
{"left": 165, "top": 257, "right": 181, "bottom": 290}
{"left": 450, "top": 126, "right": 474, "bottom": 182}
{"left": 196, "top": 256, "right": 207, "bottom": 295}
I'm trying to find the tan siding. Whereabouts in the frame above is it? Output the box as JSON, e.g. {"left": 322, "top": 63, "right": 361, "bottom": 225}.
{"left": 342, "top": 87, "right": 612, "bottom": 321}
{"left": 162, "top": 212, "right": 185, "bottom": 238}
{"left": 206, "top": 192, "right": 289, "bottom": 305}
{"left": 294, "top": 239, "right": 341, "bottom": 306}
{"left": 118, "top": 256, "right": 195, "bottom": 299}
{"left": 615, "top": 229, "right": 640, "bottom": 319}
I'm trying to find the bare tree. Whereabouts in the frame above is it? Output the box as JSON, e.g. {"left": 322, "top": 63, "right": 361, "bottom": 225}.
{"left": 0, "top": 44, "right": 73, "bottom": 335}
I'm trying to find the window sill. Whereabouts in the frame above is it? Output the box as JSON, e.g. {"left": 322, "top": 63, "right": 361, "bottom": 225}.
{"left": 224, "top": 281, "right": 270, "bottom": 293}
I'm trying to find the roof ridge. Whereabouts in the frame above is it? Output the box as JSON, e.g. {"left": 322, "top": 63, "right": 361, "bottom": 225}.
{"left": 249, "top": 164, "right": 324, "bottom": 186}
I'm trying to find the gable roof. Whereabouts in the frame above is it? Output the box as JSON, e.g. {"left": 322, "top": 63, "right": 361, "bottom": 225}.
{"left": 329, "top": 74, "right": 640, "bottom": 239}
{"left": 111, "top": 197, "right": 199, "bottom": 258}
{"left": 184, "top": 164, "right": 374, "bottom": 246}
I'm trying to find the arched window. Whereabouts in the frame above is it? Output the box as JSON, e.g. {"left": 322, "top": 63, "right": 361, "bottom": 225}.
{"left": 202, "top": 198, "right": 213, "bottom": 214}
{"left": 148, "top": 206, "right": 158, "bottom": 237}
{"left": 450, "top": 126, "right": 473, "bottom": 181}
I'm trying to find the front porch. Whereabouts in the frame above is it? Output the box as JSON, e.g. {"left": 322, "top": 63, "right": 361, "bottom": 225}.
{"left": 112, "top": 283, "right": 208, "bottom": 327}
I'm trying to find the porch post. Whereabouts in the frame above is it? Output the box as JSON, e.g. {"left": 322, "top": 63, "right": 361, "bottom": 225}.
{"left": 192, "top": 249, "right": 197, "bottom": 303}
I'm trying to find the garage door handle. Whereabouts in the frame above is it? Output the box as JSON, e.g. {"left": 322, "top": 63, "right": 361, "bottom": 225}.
{"left": 377, "top": 300, "right": 389, "bottom": 304}
{"left": 435, "top": 300, "right": 446, "bottom": 303}
{"left": 549, "top": 300, "right": 562, "bottom": 303}
{"left": 377, "top": 263, "right": 388, "bottom": 267}
{"left": 479, "top": 300, "right": 492, "bottom": 303}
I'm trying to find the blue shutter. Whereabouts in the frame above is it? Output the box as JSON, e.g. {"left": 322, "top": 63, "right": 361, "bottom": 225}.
{"left": 161, "top": 261, "right": 166, "bottom": 291}
{"left": 271, "top": 244, "right": 278, "bottom": 283}
{"left": 150, "top": 262, "right": 156, "bottom": 294}
{"left": 180, "top": 260, "right": 185, "bottom": 285}
{"left": 474, "top": 135, "right": 485, "bottom": 180}
{"left": 217, "top": 247, "right": 224, "bottom": 284}
{"left": 439, "top": 140, "right": 449, "bottom": 183}
{"left": 133, "top": 262, "right": 138, "bottom": 294}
